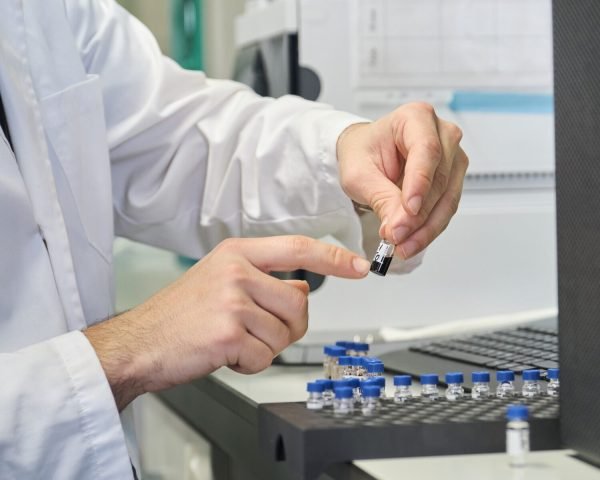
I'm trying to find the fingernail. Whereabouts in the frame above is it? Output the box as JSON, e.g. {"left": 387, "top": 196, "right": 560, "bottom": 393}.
{"left": 392, "top": 225, "right": 410, "bottom": 244}
{"left": 399, "top": 240, "right": 419, "bottom": 259}
{"left": 352, "top": 257, "right": 371, "bottom": 275}
{"left": 407, "top": 196, "right": 423, "bottom": 215}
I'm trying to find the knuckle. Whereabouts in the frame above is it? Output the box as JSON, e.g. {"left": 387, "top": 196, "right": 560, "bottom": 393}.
{"left": 410, "top": 101, "right": 435, "bottom": 115}
{"left": 249, "top": 346, "right": 275, "bottom": 373}
{"left": 461, "top": 152, "right": 470, "bottom": 170}
{"left": 289, "top": 235, "right": 312, "bottom": 258}
{"left": 219, "top": 322, "right": 245, "bottom": 350}
{"left": 422, "top": 138, "right": 443, "bottom": 161}
{"left": 447, "top": 192, "right": 461, "bottom": 216}
{"left": 223, "top": 262, "right": 249, "bottom": 288}
{"left": 433, "top": 169, "right": 450, "bottom": 193}
{"left": 448, "top": 124, "right": 463, "bottom": 143}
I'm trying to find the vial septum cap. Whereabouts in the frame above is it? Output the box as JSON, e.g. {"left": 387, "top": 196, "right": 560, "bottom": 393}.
{"left": 338, "top": 355, "right": 353, "bottom": 366}
{"left": 353, "top": 342, "right": 370, "bottom": 352}
{"left": 332, "top": 379, "right": 353, "bottom": 389}
{"left": 351, "top": 357, "right": 363, "bottom": 367}
{"left": 394, "top": 375, "right": 412, "bottom": 386}
{"left": 445, "top": 372, "right": 464, "bottom": 384}
{"left": 506, "top": 404, "right": 529, "bottom": 421}
{"left": 335, "top": 341, "right": 353, "bottom": 349}
{"left": 307, "top": 382, "right": 325, "bottom": 393}
{"left": 315, "top": 379, "right": 333, "bottom": 389}
{"left": 373, "top": 377, "right": 386, "bottom": 388}
{"left": 522, "top": 369, "right": 541, "bottom": 381}
{"left": 334, "top": 386, "right": 353, "bottom": 399}
{"left": 347, "top": 378, "right": 360, "bottom": 389}
{"left": 420, "top": 373, "right": 439, "bottom": 385}
{"left": 366, "top": 362, "right": 385, "bottom": 374}
{"left": 324, "top": 345, "right": 346, "bottom": 356}
{"left": 547, "top": 368, "right": 560, "bottom": 379}
{"left": 472, "top": 371, "right": 490, "bottom": 383}
{"left": 362, "top": 385, "right": 381, "bottom": 398}
{"left": 496, "top": 370, "right": 515, "bottom": 382}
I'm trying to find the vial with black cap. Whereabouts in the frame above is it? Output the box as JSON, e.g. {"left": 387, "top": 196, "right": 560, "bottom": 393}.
{"left": 370, "top": 239, "right": 395, "bottom": 276}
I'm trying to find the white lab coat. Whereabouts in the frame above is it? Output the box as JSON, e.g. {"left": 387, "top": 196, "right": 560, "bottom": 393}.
{"left": 0, "top": 0, "right": 366, "bottom": 478}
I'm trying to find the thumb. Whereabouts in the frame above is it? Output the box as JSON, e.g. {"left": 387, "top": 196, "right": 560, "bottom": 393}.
{"left": 283, "top": 279, "right": 310, "bottom": 296}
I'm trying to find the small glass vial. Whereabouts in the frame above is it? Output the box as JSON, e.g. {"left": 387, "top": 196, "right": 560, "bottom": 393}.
{"left": 329, "top": 346, "right": 347, "bottom": 380}
{"left": 445, "top": 372, "right": 465, "bottom": 401}
{"left": 315, "top": 379, "right": 334, "bottom": 406}
{"left": 393, "top": 375, "right": 412, "bottom": 403}
{"left": 365, "top": 361, "right": 384, "bottom": 378}
{"left": 347, "top": 377, "right": 361, "bottom": 403}
{"left": 506, "top": 404, "right": 530, "bottom": 467}
{"left": 353, "top": 342, "right": 370, "bottom": 357}
{"left": 547, "top": 368, "right": 560, "bottom": 397}
{"left": 333, "top": 387, "right": 354, "bottom": 415}
{"left": 420, "top": 373, "right": 439, "bottom": 401}
{"left": 371, "top": 239, "right": 395, "bottom": 276}
{"left": 373, "top": 376, "right": 387, "bottom": 399}
{"left": 306, "top": 382, "right": 325, "bottom": 410}
{"left": 352, "top": 356, "right": 364, "bottom": 377}
{"left": 522, "top": 369, "right": 542, "bottom": 398}
{"left": 338, "top": 355, "right": 354, "bottom": 378}
{"left": 323, "top": 345, "right": 346, "bottom": 379}
{"left": 471, "top": 371, "right": 491, "bottom": 399}
{"left": 496, "top": 370, "right": 516, "bottom": 398}
{"left": 361, "top": 385, "right": 381, "bottom": 415}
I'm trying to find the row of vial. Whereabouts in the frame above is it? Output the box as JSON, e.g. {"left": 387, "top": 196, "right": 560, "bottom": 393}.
{"left": 323, "top": 343, "right": 371, "bottom": 379}
{"left": 307, "top": 368, "right": 560, "bottom": 414}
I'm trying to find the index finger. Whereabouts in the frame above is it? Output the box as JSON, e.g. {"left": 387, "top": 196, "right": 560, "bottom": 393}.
{"left": 397, "top": 104, "right": 442, "bottom": 216}
{"left": 231, "top": 236, "right": 371, "bottom": 278}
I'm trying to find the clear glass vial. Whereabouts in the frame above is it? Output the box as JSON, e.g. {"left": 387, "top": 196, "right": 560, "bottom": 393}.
{"left": 338, "top": 355, "right": 354, "bottom": 378}
{"left": 361, "top": 385, "right": 381, "bottom": 415}
{"left": 373, "top": 376, "right": 387, "bottom": 399}
{"left": 352, "top": 356, "right": 365, "bottom": 377}
{"left": 547, "top": 368, "right": 560, "bottom": 397}
{"left": 420, "top": 373, "right": 439, "bottom": 401}
{"left": 506, "top": 404, "right": 530, "bottom": 467}
{"left": 333, "top": 387, "right": 354, "bottom": 415}
{"left": 315, "top": 379, "right": 334, "bottom": 406}
{"left": 445, "top": 372, "right": 465, "bottom": 401}
{"left": 306, "top": 382, "right": 325, "bottom": 410}
{"left": 471, "top": 371, "right": 491, "bottom": 399}
{"left": 365, "top": 361, "right": 384, "bottom": 378}
{"left": 522, "top": 369, "right": 542, "bottom": 398}
{"left": 393, "top": 375, "right": 412, "bottom": 403}
{"left": 347, "top": 377, "right": 361, "bottom": 403}
{"left": 496, "top": 370, "right": 516, "bottom": 398}
{"left": 323, "top": 345, "right": 345, "bottom": 379}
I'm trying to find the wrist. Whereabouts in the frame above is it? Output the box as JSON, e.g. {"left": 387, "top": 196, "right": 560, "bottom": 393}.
{"left": 84, "top": 311, "right": 148, "bottom": 411}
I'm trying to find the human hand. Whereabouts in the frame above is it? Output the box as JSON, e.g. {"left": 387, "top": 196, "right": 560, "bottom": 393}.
{"left": 84, "top": 236, "right": 371, "bottom": 410}
{"left": 336, "top": 102, "right": 468, "bottom": 259}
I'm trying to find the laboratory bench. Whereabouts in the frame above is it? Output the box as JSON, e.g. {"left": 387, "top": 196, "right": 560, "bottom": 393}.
{"left": 157, "top": 365, "right": 600, "bottom": 480}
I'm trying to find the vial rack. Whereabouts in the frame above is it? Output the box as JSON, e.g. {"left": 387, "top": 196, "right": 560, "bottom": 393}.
{"left": 258, "top": 395, "right": 560, "bottom": 480}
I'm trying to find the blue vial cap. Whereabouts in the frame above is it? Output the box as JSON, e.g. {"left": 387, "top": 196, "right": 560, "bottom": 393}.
{"left": 506, "top": 404, "right": 529, "bottom": 421}
{"left": 373, "top": 376, "right": 386, "bottom": 388}
{"left": 362, "top": 385, "right": 381, "bottom": 398}
{"left": 324, "top": 345, "right": 346, "bottom": 356}
{"left": 366, "top": 362, "right": 385, "bottom": 374}
{"left": 338, "top": 355, "right": 353, "bottom": 366}
{"left": 363, "top": 356, "right": 382, "bottom": 363}
{"left": 332, "top": 379, "right": 353, "bottom": 389}
{"left": 522, "top": 369, "right": 541, "bottom": 381}
{"left": 307, "top": 382, "right": 324, "bottom": 393}
{"left": 315, "top": 379, "right": 333, "bottom": 390}
{"left": 353, "top": 342, "right": 369, "bottom": 352}
{"left": 445, "top": 372, "right": 464, "bottom": 384}
{"left": 472, "top": 371, "right": 490, "bottom": 383}
{"left": 547, "top": 368, "right": 559, "bottom": 380}
{"left": 335, "top": 341, "right": 352, "bottom": 349}
{"left": 347, "top": 378, "right": 360, "bottom": 389}
{"left": 334, "top": 386, "right": 353, "bottom": 399}
{"left": 496, "top": 370, "right": 515, "bottom": 382}
{"left": 420, "top": 373, "right": 439, "bottom": 385}
{"left": 394, "top": 375, "right": 412, "bottom": 386}
{"left": 351, "top": 356, "right": 363, "bottom": 367}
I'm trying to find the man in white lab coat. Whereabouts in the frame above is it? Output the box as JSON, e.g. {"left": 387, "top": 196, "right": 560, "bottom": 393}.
{"left": 0, "top": 0, "right": 467, "bottom": 478}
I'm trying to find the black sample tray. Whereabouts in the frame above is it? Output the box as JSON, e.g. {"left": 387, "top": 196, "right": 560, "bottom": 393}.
{"left": 258, "top": 395, "right": 561, "bottom": 480}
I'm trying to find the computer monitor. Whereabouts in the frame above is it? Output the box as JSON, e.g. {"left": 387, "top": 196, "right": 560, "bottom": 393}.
{"left": 554, "top": 0, "right": 600, "bottom": 466}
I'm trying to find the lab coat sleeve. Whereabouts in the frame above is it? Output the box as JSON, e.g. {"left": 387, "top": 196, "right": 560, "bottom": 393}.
{"left": 64, "top": 0, "right": 367, "bottom": 258}
{"left": 0, "top": 331, "right": 133, "bottom": 479}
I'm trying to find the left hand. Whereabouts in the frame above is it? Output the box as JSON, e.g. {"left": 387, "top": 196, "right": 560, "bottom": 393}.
{"left": 336, "top": 102, "right": 468, "bottom": 259}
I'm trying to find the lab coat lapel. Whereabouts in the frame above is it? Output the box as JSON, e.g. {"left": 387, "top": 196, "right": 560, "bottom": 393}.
{"left": 0, "top": 0, "right": 87, "bottom": 331}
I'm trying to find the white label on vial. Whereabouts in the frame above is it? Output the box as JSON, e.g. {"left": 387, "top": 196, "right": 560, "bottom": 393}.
{"left": 507, "top": 428, "right": 529, "bottom": 455}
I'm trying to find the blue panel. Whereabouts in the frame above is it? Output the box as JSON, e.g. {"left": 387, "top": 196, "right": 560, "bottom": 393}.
{"left": 449, "top": 91, "right": 554, "bottom": 114}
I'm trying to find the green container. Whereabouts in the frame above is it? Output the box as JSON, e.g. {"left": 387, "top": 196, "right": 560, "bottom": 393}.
{"left": 171, "top": 0, "right": 203, "bottom": 70}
